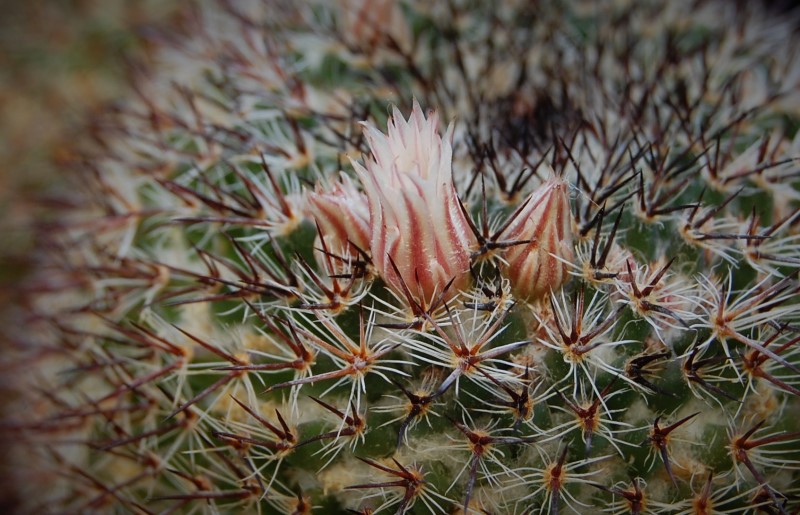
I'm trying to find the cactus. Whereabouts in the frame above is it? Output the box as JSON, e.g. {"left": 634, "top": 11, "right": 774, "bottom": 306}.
{"left": 9, "top": 0, "right": 800, "bottom": 513}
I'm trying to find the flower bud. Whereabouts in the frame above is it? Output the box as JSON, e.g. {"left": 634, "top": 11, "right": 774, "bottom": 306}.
{"left": 306, "top": 173, "right": 371, "bottom": 272}
{"left": 501, "top": 175, "right": 573, "bottom": 301}
{"left": 352, "top": 101, "right": 475, "bottom": 306}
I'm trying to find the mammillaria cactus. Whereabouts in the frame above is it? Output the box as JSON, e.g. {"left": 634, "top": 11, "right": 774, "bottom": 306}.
{"left": 7, "top": 0, "right": 800, "bottom": 513}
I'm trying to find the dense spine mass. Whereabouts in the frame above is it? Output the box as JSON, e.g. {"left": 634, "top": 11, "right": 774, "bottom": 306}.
{"left": 7, "top": 0, "right": 800, "bottom": 513}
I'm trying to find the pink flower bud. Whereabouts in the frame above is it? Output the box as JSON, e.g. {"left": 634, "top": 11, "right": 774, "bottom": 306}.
{"left": 306, "top": 174, "right": 371, "bottom": 271}
{"left": 352, "top": 101, "right": 475, "bottom": 306}
{"left": 501, "top": 176, "right": 573, "bottom": 301}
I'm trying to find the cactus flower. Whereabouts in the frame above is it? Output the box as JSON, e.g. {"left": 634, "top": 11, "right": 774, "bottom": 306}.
{"left": 352, "top": 101, "right": 476, "bottom": 307}
{"left": 500, "top": 175, "right": 573, "bottom": 301}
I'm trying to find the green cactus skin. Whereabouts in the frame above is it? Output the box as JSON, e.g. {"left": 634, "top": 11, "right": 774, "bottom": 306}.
{"left": 8, "top": 0, "right": 800, "bottom": 513}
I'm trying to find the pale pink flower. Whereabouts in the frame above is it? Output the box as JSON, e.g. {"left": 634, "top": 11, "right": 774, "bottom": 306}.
{"left": 500, "top": 175, "right": 573, "bottom": 301}
{"left": 352, "top": 101, "right": 475, "bottom": 307}
{"left": 306, "top": 173, "right": 371, "bottom": 271}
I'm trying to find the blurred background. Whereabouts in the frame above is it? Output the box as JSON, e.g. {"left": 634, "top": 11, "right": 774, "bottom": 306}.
{"left": 0, "top": 0, "right": 179, "bottom": 268}
{"left": 0, "top": 0, "right": 179, "bottom": 509}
